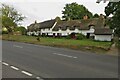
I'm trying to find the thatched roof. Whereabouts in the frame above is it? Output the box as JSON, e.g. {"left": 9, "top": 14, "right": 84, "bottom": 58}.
{"left": 39, "top": 19, "right": 56, "bottom": 29}
{"left": 94, "top": 28, "right": 113, "bottom": 35}
{"left": 27, "top": 19, "right": 56, "bottom": 31}
{"left": 53, "top": 18, "right": 105, "bottom": 31}
{"left": 27, "top": 23, "right": 40, "bottom": 31}
{"left": 27, "top": 18, "right": 105, "bottom": 31}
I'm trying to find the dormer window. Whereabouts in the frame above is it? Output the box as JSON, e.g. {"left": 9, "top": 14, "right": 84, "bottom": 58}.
{"left": 90, "top": 26, "right": 94, "bottom": 29}
{"left": 74, "top": 26, "right": 76, "bottom": 29}
{"left": 66, "top": 26, "right": 69, "bottom": 29}
{"left": 89, "top": 25, "right": 94, "bottom": 29}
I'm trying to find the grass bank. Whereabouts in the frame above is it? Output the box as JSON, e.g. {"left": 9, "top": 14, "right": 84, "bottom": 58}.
{"left": 2, "top": 34, "right": 112, "bottom": 54}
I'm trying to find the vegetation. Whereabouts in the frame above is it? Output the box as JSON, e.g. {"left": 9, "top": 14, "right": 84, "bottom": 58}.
{"left": 14, "top": 26, "right": 27, "bottom": 35}
{"left": 76, "top": 33, "right": 86, "bottom": 40}
{"left": 105, "top": 2, "right": 120, "bottom": 37}
{"left": 93, "top": 13, "right": 99, "bottom": 18}
{"left": 0, "top": 4, "right": 25, "bottom": 35}
{"left": 66, "top": 35, "right": 71, "bottom": 39}
{"left": 2, "top": 34, "right": 112, "bottom": 53}
{"left": 62, "top": 2, "right": 93, "bottom": 20}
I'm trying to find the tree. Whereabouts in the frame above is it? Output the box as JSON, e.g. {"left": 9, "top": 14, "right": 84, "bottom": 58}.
{"left": 105, "top": 2, "right": 120, "bottom": 37}
{"left": 55, "top": 16, "right": 61, "bottom": 22}
{"left": 14, "top": 26, "right": 27, "bottom": 35}
{"left": 0, "top": 4, "right": 25, "bottom": 35}
{"left": 2, "top": 15, "right": 16, "bottom": 33}
{"left": 62, "top": 2, "right": 93, "bottom": 21}
{"left": 93, "top": 13, "right": 99, "bottom": 18}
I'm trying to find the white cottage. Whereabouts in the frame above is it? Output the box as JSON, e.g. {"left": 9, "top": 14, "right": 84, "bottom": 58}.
{"left": 40, "top": 19, "right": 57, "bottom": 36}
{"left": 27, "top": 17, "right": 113, "bottom": 41}
{"left": 94, "top": 28, "right": 113, "bottom": 41}
{"left": 52, "top": 20, "right": 96, "bottom": 38}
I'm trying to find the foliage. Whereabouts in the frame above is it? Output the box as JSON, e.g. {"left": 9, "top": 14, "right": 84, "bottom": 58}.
{"left": 93, "top": 13, "right": 99, "bottom": 18}
{"left": 62, "top": 2, "right": 93, "bottom": 20}
{"left": 2, "top": 27, "right": 8, "bottom": 34}
{"left": 55, "top": 16, "right": 61, "bottom": 21}
{"left": 66, "top": 34, "right": 71, "bottom": 39}
{"left": 14, "top": 26, "right": 27, "bottom": 35}
{"left": 2, "top": 15, "right": 16, "bottom": 33}
{"left": 0, "top": 4, "right": 25, "bottom": 34}
{"left": 76, "top": 33, "right": 86, "bottom": 40}
{"left": 2, "top": 34, "right": 112, "bottom": 52}
{"left": 118, "top": 40, "right": 120, "bottom": 48}
{"left": 2, "top": 31, "right": 8, "bottom": 34}
{"left": 105, "top": 2, "right": 120, "bottom": 37}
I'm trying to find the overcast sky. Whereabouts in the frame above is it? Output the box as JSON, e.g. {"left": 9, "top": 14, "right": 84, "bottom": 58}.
{"left": 1, "top": 0, "right": 109, "bottom": 28}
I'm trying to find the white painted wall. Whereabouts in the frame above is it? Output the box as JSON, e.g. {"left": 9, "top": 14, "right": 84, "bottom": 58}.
{"left": 52, "top": 28, "right": 95, "bottom": 36}
{"left": 95, "top": 35, "right": 112, "bottom": 41}
{"left": 40, "top": 21, "right": 57, "bottom": 36}
{"left": 27, "top": 23, "right": 95, "bottom": 37}
{"left": 27, "top": 31, "right": 40, "bottom": 36}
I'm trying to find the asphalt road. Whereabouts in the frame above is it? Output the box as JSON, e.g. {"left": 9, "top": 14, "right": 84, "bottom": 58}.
{"left": 2, "top": 40, "right": 118, "bottom": 78}
{"left": 2, "top": 64, "right": 32, "bottom": 78}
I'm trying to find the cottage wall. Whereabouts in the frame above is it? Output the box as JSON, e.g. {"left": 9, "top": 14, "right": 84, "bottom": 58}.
{"left": 95, "top": 35, "right": 112, "bottom": 41}
{"left": 52, "top": 28, "right": 94, "bottom": 36}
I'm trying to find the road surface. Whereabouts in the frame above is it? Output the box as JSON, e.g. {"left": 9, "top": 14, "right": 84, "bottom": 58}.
{"left": 2, "top": 40, "right": 118, "bottom": 78}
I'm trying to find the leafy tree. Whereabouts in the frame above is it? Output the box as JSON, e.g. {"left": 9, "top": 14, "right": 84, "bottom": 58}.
{"left": 76, "top": 33, "right": 86, "bottom": 40}
{"left": 93, "top": 13, "right": 99, "bottom": 18}
{"left": 55, "top": 16, "right": 61, "bottom": 22}
{"left": 105, "top": 2, "right": 120, "bottom": 37}
{"left": 14, "top": 26, "right": 27, "bottom": 35}
{"left": 2, "top": 15, "right": 16, "bottom": 33}
{"left": 62, "top": 2, "right": 93, "bottom": 21}
{"left": 0, "top": 4, "right": 25, "bottom": 35}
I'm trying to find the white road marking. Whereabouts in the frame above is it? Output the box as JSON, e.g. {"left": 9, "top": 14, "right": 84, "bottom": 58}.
{"left": 10, "top": 66, "right": 19, "bottom": 70}
{"left": 2, "top": 62, "right": 9, "bottom": 66}
{"left": 13, "top": 45, "right": 23, "bottom": 48}
{"left": 36, "top": 77, "right": 40, "bottom": 79}
{"left": 21, "top": 71, "right": 33, "bottom": 76}
{"left": 2, "top": 61, "right": 43, "bottom": 79}
{"left": 73, "top": 57, "right": 77, "bottom": 58}
{"left": 53, "top": 53, "right": 77, "bottom": 59}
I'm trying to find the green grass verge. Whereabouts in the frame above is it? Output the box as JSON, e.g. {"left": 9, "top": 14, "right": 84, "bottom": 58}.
{"left": 2, "top": 34, "right": 112, "bottom": 54}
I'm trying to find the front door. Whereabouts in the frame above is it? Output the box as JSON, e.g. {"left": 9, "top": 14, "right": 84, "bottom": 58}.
{"left": 86, "top": 33, "right": 90, "bottom": 39}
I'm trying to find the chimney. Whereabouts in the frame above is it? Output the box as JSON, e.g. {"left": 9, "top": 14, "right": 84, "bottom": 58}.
{"left": 35, "top": 20, "right": 37, "bottom": 24}
{"left": 83, "top": 15, "right": 88, "bottom": 20}
{"left": 99, "top": 14, "right": 104, "bottom": 19}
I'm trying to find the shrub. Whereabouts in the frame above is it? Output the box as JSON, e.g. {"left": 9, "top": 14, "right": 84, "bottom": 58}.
{"left": 76, "top": 33, "right": 86, "bottom": 40}
{"left": 31, "top": 33, "right": 34, "bottom": 36}
{"left": 2, "top": 31, "right": 8, "bottom": 34}
{"left": 117, "top": 40, "right": 120, "bottom": 48}
{"left": 66, "top": 35, "right": 71, "bottom": 39}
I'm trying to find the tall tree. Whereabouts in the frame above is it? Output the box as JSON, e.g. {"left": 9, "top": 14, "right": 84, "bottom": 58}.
{"left": 105, "top": 2, "right": 120, "bottom": 37}
{"left": 14, "top": 26, "right": 27, "bottom": 35}
{"left": 0, "top": 4, "right": 25, "bottom": 34}
{"left": 62, "top": 2, "right": 93, "bottom": 21}
{"left": 93, "top": 13, "right": 99, "bottom": 18}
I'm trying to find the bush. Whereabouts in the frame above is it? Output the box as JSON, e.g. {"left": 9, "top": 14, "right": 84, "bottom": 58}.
{"left": 2, "top": 31, "right": 8, "bottom": 34}
{"left": 117, "top": 40, "right": 120, "bottom": 48}
{"left": 76, "top": 33, "right": 86, "bottom": 40}
{"left": 66, "top": 35, "right": 71, "bottom": 39}
{"left": 31, "top": 33, "right": 34, "bottom": 36}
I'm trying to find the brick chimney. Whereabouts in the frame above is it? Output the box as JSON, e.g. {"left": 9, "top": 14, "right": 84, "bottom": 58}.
{"left": 83, "top": 15, "right": 88, "bottom": 20}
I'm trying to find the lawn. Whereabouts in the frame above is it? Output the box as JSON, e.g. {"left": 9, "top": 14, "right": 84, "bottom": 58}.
{"left": 2, "top": 34, "right": 112, "bottom": 53}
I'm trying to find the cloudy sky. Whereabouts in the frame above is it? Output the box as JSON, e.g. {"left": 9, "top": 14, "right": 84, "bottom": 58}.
{"left": 1, "top": 0, "right": 109, "bottom": 28}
